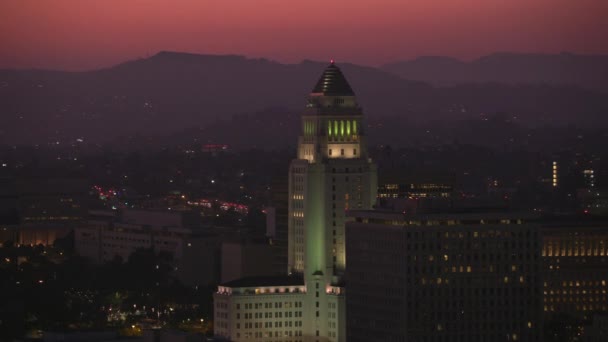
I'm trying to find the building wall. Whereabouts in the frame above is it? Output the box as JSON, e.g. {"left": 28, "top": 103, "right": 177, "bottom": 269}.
{"left": 269, "top": 177, "right": 289, "bottom": 274}
{"left": 541, "top": 224, "right": 608, "bottom": 315}
{"left": 214, "top": 286, "right": 307, "bottom": 341}
{"left": 346, "top": 215, "right": 543, "bottom": 342}
{"left": 176, "top": 236, "right": 219, "bottom": 287}
{"left": 288, "top": 146, "right": 377, "bottom": 279}
{"left": 221, "top": 242, "right": 278, "bottom": 284}
{"left": 74, "top": 220, "right": 219, "bottom": 286}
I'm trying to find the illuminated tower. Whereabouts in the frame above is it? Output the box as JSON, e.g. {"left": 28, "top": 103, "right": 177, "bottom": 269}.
{"left": 288, "top": 62, "right": 377, "bottom": 340}
{"left": 213, "top": 63, "right": 376, "bottom": 342}
{"left": 289, "top": 62, "right": 377, "bottom": 278}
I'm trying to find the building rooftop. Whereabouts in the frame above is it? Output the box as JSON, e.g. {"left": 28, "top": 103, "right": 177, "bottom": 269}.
{"left": 311, "top": 62, "right": 355, "bottom": 96}
{"left": 221, "top": 275, "right": 304, "bottom": 288}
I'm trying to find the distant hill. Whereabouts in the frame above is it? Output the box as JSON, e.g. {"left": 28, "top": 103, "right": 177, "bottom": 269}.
{"left": 0, "top": 51, "right": 607, "bottom": 145}
{"left": 382, "top": 52, "right": 608, "bottom": 92}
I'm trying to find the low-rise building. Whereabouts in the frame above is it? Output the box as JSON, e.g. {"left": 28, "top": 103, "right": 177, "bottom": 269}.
{"left": 213, "top": 276, "right": 308, "bottom": 341}
{"left": 75, "top": 209, "right": 219, "bottom": 287}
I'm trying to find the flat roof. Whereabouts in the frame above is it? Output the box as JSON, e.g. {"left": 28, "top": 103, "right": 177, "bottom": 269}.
{"left": 348, "top": 209, "right": 539, "bottom": 221}
{"left": 221, "top": 275, "right": 304, "bottom": 288}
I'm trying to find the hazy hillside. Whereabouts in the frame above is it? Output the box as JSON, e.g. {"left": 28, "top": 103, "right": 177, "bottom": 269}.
{"left": 0, "top": 51, "right": 607, "bottom": 145}
{"left": 382, "top": 52, "right": 608, "bottom": 92}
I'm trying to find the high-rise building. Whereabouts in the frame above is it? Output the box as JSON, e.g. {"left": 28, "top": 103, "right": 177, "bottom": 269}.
{"left": 287, "top": 61, "right": 377, "bottom": 278}
{"left": 345, "top": 207, "right": 543, "bottom": 342}
{"left": 541, "top": 220, "right": 608, "bottom": 315}
{"left": 214, "top": 62, "right": 377, "bottom": 342}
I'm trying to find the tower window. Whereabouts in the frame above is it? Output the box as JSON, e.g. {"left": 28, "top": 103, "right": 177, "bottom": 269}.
{"left": 341, "top": 149, "right": 344, "bottom": 156}
{"left": 329, "top": 149, "right": 332, "bottom": 156}
{"left": 353, "top": 148, "right": 357, "bottom": 155}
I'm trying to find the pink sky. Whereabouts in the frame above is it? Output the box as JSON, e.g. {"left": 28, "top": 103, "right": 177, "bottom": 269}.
{"left": 1, "top": 0, "right": 607, "bottom": 70}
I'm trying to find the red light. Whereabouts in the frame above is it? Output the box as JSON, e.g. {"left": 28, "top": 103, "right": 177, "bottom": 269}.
{"left": 330, "top": 59, "right": 335, "bottom": 64}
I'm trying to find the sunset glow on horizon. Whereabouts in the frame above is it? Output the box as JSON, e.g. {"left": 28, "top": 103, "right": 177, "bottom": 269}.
{"left": 1, "top": 0, "right": 607, "bottom": 70}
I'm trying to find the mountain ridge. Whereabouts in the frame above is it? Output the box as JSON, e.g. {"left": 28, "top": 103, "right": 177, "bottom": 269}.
{"left": 0, "top": 51, "right": 606, "bottom": 145}
{"left": 382, "top": 52, "right": 608, "bottom": 92}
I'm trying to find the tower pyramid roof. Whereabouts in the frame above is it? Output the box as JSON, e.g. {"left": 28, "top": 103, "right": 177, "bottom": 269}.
{"left": 311, "top": 62, "right": 355, "bottom": 96}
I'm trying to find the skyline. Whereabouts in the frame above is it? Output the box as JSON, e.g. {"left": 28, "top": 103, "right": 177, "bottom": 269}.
{"left": 1, "top": 0, "right": 607, "bottom": 71}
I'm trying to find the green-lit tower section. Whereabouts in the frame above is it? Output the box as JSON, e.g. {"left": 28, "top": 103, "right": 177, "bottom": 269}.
{"left": 288, "top": 62, "right": 377, "bottom": 341}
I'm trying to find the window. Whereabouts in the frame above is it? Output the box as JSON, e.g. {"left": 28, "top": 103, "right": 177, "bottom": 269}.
{"left": 329, "top": 149, "right": 332, "bottom": 156}
{"left": 341, "top": 149, "right": 344, "bottom": 156}
{"left": 353, "top": 148, "right": 357, "bottom": 155}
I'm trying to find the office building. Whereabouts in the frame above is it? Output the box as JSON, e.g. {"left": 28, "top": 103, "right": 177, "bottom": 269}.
{"left": 214, "top": 62, "right": 377, "bottom": 341}
{"left": 346, "top": 205, "right": 543, "bottom": 342}
{"left": 541, "top": 220, "right": 608, "bottom": 314}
